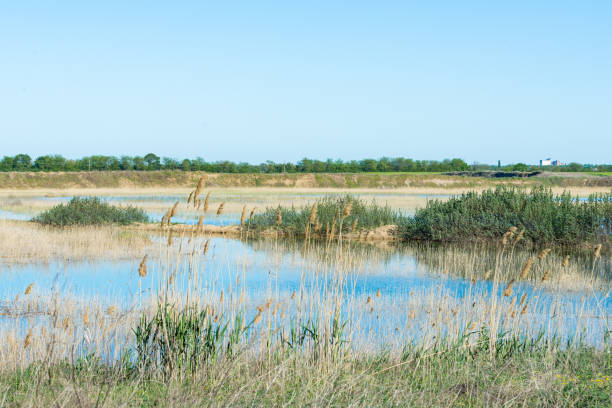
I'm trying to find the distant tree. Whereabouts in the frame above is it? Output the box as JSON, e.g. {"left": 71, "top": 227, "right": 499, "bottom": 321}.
{"left": 13, "top": 154, "right": 32, "bottom": 171}
{"left": 0, "top": 156, "right": 14, "bottom": 171}
{"left": 162, "top": 157, "right": 180, "bottom": 170}
{"left": 133, "top": 156, "right": 146, "bottom": 171}
{"left": 143, "top": 153, "right": 161, "bottom": 170}
{"left": 361, "top": 159, "right": 378, "bottom": 172}
{"left": 180, "top": 159, "right": 192, "bottom": 171}
{"left": 511, "top": 163, "right": 529, "bottom": 172}
{"left": 119, "top": 156, "right": 134, "bottom": 170}
{"left": 297, "top": 158, "right": 313, "bottom": 172}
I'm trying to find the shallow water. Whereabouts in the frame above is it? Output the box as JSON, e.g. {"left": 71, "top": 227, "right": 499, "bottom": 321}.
{"left": 1, "top": 237, "right": 609, "bottom": 354}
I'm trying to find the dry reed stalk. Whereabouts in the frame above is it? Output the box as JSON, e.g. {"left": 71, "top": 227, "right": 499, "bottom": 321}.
{"left": 240, "top": 205, "right": 247, "bottom": 227}
{"left": 23, "top": 329, "right": 32, "bottom": 349}
{"left": 170, "top": 202, "right": 179, "bottom": 218}
{"left": 538, "top": 248, "right": 551, "bottom": 260}
{"left": 562, "top": 255, "right": 570, "bottom": 267}
{"left": 520, "top": 257, "right": 534, "bottom": 279}
{"left": 197, "top": 216, "right": 204, "bottom": 232}
{"left": 167, "top": 231, "right": 173, "bottom": 247}
{"left": 502, "top": 231, "right": 511, "bottom": 245}
{"left": 519, "top": 293, "right": 527, "bottom": 307}
{"left": 366, "top": 296, "right": 372, "bottom": 305}
{"left": 514, "top": 229, "right": 525, "bottom": 244}
{"left": 483, "top": 270, "right": 491, "bottom": 280}
{"left": 594, "top": 244, "right": 602, "bottom": 258}
{"left": 203, "top": 192, "right": 211, "bottom": 212}
{"left": 343, "top": 202, "right": 352, "bottom": 219}
{"left": 376, "top": 289, "right": 381, "bottom": 298}
{"left": 106, "top": 306, "right": 116, "bottom": 315}
{"left": 248, "top": 207, "right": 257, "bottom": 225}
{"left": 308, "top": 203, "right": 317, "bottom": 224}
{"left": 276, "top": 208, "right": 282, "bottom": 227}
{"left": 521, "top": 303, "right": 529, "bottom": 315}
{"left": 329, "top": 219, "right": 336, "bottom": 241}
{"left": 194, "top": 176, "right": 206, "bottom": 202}
{"left": 219, "top": 291, "right": 224, "bottom": 303}
{"left": 253, "top": 313, "right": 262, "bottom": 325}
{"left": 203, "top": 239, "right": 210, "bottom": 255}
{"left": 83, "top": 308, "right": 89, "bottom": 327}
{"left": 509, "top": 297, "right": 516, "bottom": 308}
{"left": 350, "top": 218, "right": 358, "bottom": 235}
{"left": 541, "top": 269, "right": 551, "bottom": 282}
{"left": 216, "top": 203, "right": 225, "bottom": 217}
{"left": 503, "top": 279, "right": 515, "bottom": 297}
{"left": 62, "top": 317, "right": 70, "bottom": 331}
{"left": 138, "top": 255, "right": 148, "bottom": 277}
{"left": 325, "top": 222, "right": 330, "bottom": 239}
{"left": 290, "top": 291, "right": 296, "bottom": 300}
{"left": 24, "top": 283, "right": 33, "bottom": 295}
{"left": 187, "top": 191, "right": 194, "bottom": 204}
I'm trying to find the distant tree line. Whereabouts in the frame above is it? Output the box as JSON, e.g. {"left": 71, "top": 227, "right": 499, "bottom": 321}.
{"left": 0, "top": 154, "right": 609, "bottom": 173}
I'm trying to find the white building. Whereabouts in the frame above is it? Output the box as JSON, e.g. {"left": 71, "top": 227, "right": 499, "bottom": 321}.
{"left": 540, "top": 158, "right": 552, "bottom": 166}
{"left": 540, "top": 158, "right": 563, "bottom": 166}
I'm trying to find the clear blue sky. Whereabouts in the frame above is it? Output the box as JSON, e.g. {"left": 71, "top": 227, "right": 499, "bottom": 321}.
{"left": 1, "top": 1, "right": 610, "bottom": 165}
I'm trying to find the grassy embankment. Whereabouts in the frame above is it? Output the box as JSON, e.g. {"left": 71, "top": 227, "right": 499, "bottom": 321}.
{"left": 2, "top": 170, "right": 612, "bottom": 190}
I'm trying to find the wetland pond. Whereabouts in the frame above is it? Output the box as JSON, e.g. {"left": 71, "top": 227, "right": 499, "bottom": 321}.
{"left": 0, "top": 233, "right": 609, "bottom": 364}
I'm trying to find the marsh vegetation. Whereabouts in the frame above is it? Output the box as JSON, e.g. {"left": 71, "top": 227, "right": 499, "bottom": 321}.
{"left": 0, "top": 183, "right": 610, "bottom": 406}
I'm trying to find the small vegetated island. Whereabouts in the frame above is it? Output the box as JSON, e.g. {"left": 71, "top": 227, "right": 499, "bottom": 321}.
{"left": 32, "top": 197, "right": 149, "bottom": 226}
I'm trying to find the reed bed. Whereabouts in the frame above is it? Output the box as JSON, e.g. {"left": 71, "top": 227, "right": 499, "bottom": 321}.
{"left": 0, "top": 219, "right": 151, "bottom": 264}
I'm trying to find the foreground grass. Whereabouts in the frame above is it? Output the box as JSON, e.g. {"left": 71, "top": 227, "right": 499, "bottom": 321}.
{"left": 2, "top": 340, "right": 610, "bottom": 407}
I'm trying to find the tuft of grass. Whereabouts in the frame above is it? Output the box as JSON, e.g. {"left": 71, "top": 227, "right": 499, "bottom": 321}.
{"left": 32, "top": 197, "right": 149, "bottom": 226}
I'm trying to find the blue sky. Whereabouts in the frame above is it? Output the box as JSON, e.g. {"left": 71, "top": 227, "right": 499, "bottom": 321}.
{"left": 0, "top": 1, "right": 610, "bottom": 164}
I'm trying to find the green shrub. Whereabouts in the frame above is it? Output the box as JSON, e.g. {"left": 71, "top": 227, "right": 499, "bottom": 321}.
{"left": 398, "top": 186, "right": 611, "bottom": 245}
{"left": 32, "top": 197, "right": 149, "bottom": 226}
{"left": 248, "top": 195, "right": 402, "bottom": 236}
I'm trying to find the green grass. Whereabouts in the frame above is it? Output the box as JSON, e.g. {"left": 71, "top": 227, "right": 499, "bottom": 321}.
{"left": 32, "top": 197, "right": 149, "bottom": 226}
{"left": 1, "top": 312, "right": 610, "bottom": 407}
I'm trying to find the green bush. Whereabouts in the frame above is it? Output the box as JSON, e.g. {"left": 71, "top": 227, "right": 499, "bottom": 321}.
{"left": 248, "top": 195, "right": 402, "bottom": 236}
{"left": 398, "top": 186, "right": 611, "bottom": 245}
{"left": 32, "top": 197, "right": 149, "bottom": 226}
